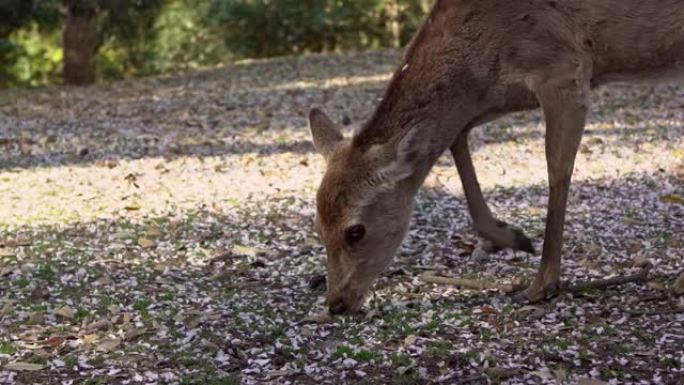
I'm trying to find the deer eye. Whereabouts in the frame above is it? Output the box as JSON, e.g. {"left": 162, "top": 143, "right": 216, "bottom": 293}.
{"left": 344, "top": 224, "right": 366, "bottom": 245}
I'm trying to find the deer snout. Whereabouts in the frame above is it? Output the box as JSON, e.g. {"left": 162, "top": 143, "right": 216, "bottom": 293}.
{"left": 328, "top": 297, "right": 350, "bottom": 315}
{"left": 327, "top": 290, "right": 364, "bottom": 315}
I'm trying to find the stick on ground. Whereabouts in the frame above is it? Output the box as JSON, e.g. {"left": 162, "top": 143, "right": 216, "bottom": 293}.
{"left": 420, "top": 273, "right": 524, "bottom": 293}
{"left": 421, "top": 264, "right": 652, "bottom": 295}
{"left": 561, "top": 264, "right": 652, "bottom": 294}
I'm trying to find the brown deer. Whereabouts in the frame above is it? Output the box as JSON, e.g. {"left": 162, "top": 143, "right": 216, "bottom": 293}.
{"left": 309, "top": 0, "right": 684, "bottom": 314}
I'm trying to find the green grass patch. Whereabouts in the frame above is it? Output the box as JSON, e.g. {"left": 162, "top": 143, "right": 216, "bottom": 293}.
{"left": 0, "top": 342, "right": 17, "bottom": 355}
{"left": 427, "top": 340, "right": 451, "bottom": 359}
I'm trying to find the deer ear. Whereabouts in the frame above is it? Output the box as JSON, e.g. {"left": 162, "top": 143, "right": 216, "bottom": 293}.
{"left": 309, "top": 108, "right": 343, "bottom": 157}
{"left": 376, "top": 126, "right": 433, "bottom": 185}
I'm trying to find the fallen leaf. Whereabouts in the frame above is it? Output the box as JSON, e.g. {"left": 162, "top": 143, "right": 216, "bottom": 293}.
{"left": 82, "top": 334, "right": 98, "bottom": 345}
{"left": 137, "top": 237, "right": 155, "bottom": 249}
{"left": 95, "top": 338, "right": 121, "bottom": 352}
{"left": 42, "top": 336, "right": 65, "bottom": 348}
{"left": 125, "top": 327, "right": 147, "bottom": 340}
{"left": 553, "top": 366, "right": 568, "bottom": 382}
{"left": 660, "top": 195, "right": 684, "bottom": 205}
{"left": 478, "top": 306, "right": 500, "bottom": 315}
{"left": 1, "top": 302, "right": 14, "bottom": 316}
{"left": 578, "top": 379, "right": 608, "bottom": 385}
{"left": 674, "top": 271, "right": 684, "bottom": 296}
{"left": 55, "top": 306, "right": 75, "bottom": 319}
{"left": 404, "top": 335, "right": 418, "bottom": 347}
{"left": 647, "top": 281, "right": 666, "bottom": 291}
{"left": 124, "top": 204, "right": 141, "bottom": 211}
{"left": 26, "top": 311, "right": 43, "bottom": 325}
{"left": 183, "top": 315, "right": 203, "bottom": 329}
{"left": 299, "top": 312, "right": 333, "bottom": 325}
{"left": 633, "top": 255, "right": 650, "bottom": 268}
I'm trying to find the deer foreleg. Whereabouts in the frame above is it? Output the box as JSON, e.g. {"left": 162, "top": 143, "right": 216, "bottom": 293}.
{"left": 519, "top": 63, "right": 590, "bottom": 303}
{"left": 450, "top": 130, "right": 534, "bottom": 253}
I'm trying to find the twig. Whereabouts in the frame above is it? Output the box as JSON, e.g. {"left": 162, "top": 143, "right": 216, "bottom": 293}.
{"left": 562, "top": 264, "right": 651, "bottom": 294}
{"left": 627, "top": 307, "right": 684, "bottom": 316}
{"left": 454, "top": 373, "right": 488, "bottom": 384}
{"left": 420, "top": 273, "right": 525, "bottom": 293}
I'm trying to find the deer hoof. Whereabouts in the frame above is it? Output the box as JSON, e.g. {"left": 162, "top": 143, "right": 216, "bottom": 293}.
{"left": 512, "top": 228, "right": 535, "bottom": 254}
{"left": 487, "top": 221, "right": 535, "bottom": 254}
{"left": 511, "top": 282, "right": 559, "bottom": 304}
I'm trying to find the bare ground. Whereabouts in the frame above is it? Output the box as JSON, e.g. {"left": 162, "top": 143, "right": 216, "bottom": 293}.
{"left": 0, "top": 50, "right": 683, "bottom": 384}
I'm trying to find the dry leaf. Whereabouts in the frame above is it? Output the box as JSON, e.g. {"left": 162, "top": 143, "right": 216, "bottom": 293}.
{"left": 674, "top": 271, "right": 684, "bottom": 296}
{"left": 478, "top": 306, "right": 500, "bottom": 315}
{"left": 183, "top": 315, "right": 203, "bottom": 329}
{"left": 633, "top": 255, "right": 650, "bottom": 268}
{"left": 404, "top": 335, "right": 417, "bottom": 347}
{"left": 82, "top": 334, "right": 98, "bottom": 345}
{"left": 1, "top": 302, "right": 14, "bottom": 316}
{"left": 95, "top": 338, "right": 121, "bottom": 352}
{"left": 647, "top": 281, "right": 666, "bottom": 291}
{"left": 299, "top": 312, "right": 333, "bottom": 325}
{"left": 660, "top": 195, "right": 684, "bottom": 205}
{"left": 578, "top": 379, "right": 608, "bottom": 385}
{"left": 26, "top": 311, "right": 43, "bottom": 325}
{"left": 55, "top": 306, "right": 75, "bottom": 319}
{"left": 125, "top": 327, "right": 147, "bottom": 340}
{"left": 137, "top": 237, "right": 155, "bottom": 249}
{"left": 42, "top": 336, "right": 65, "bottom": 348}
{"left": 124, "top": 203, "right": 141, "bottom": 211}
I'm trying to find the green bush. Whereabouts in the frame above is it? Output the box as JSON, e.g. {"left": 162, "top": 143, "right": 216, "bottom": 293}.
{"left": 0, "top": 0, "right": 433, "bottom": 88}
{"left": 2, "top": 24, "right": 62, "bottom": 87}
{"left": 209, "top": 0, "right": 388, "bottom": 57}
{"left": 152, "top": 0, "right": 232, "bottom": 73}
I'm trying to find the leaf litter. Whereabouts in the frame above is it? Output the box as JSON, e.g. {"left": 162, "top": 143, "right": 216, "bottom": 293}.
{"left": 0, "top": 50, "right": 683, "bottom": 384}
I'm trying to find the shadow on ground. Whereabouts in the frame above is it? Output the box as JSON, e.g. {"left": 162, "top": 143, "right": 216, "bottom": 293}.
{"left": 1, "top": 169, "right": 682, "bottom": 384}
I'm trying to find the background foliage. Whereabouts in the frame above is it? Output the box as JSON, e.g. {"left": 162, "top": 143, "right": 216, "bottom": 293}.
{"left": 0, "top": 0, "right": 432, "bottom": 88}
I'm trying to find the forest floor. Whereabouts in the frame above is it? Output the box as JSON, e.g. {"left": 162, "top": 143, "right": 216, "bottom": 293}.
{"left": 0, "top": 50, "right": 683, "bottom": 385}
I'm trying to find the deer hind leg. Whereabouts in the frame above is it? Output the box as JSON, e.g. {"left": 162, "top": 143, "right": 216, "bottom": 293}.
{"left": 518, "top": 63, "right": 591, "bottom": 303}
{"left": 450, "top": 130, "right": 535, "bottom": 253}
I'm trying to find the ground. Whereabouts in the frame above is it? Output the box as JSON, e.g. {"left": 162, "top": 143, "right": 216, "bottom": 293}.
{"left": 0, "top": 50, "right": 682, "bottom": 385}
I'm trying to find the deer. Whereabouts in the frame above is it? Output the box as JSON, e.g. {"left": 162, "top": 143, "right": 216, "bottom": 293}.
{"left": 309, "top": 0, "right": 684, "bottom": 315}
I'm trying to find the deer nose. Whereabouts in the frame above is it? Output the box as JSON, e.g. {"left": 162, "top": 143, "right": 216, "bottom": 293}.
{"left": 328, "top": 298, "right": 349, "bottom": 315}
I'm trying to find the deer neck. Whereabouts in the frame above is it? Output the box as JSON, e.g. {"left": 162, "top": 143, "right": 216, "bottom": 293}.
{"left": 353, "top": 0, "right": 496, "bottom": 193}
{"left": 355, "top": 61, "right": 487, "bottom": 194}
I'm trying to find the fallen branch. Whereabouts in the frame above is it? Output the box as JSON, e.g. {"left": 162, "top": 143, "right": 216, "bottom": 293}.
{"left": 627, "top": 307, "right": 684, "bottom": 316}
{"left": 423, "top": 265, "right": 652, "bottom": 296}
{"left": 562, "top": 264, "right": 652, "bottom": 294}
{"left": 420, "top": 273, "right": 525, "bottom": 293}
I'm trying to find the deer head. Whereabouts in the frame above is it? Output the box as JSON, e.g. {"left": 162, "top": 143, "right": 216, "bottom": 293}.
{"left": 309, "top": 108, "right": 438, "bottom": 314}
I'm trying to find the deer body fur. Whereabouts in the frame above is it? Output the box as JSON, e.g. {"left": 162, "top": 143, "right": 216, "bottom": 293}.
{"left": 309, "top": 0, "right": 684, "bottom": 314}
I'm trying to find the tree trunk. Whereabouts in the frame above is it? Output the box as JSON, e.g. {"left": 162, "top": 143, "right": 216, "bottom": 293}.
{"left": 61, "top": 0, "right": 97, "bottom": 85}
{"left": 418, "top": 0, "right": 434, "bottom": 14}
{"left": 387, "top": 0, "right": 401, "bottom": 48}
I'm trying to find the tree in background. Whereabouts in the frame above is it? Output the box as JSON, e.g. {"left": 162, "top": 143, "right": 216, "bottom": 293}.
{"left": 61, "top": 0, "right": 165, "bottom": 84}
{"left": 1, "top": 0, "right": 163, "bottom": 86}
{"left": 1, "top": 0, "right": 434, "bottom": 88}
{"left": 60, "top": 0, "right": 97, "bottom": 84}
